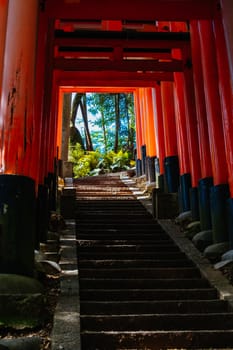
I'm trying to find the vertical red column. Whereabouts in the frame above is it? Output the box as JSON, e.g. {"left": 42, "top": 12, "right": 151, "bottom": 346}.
{"left": 0, "top": 0, "right": 39, "bottom": 176}
{"left": 56, "top": 88, "right": 64, "bottom": 160}
{"left": 0, "top": 0, "right": 39, "bottom": 275}
{"left": 134, "top": 89, "right": 143, "bottom": 176}
{"left": 138, "top": 88, "right": 147, "bottom": 175}
{"left": 173, "top": 69, "right": 192, "bottom": 212}
{"left": 182, "top": 46, "right": 202, "bottom": 218}
{"left": 43, "top": 19, "right": 56, "bottom": 179}
{"left": 0, "top": 0, "right": 8, "bottom": 97}
{"left": 144, "top": 88, "right": 156, "bottom": 158}
{"left": 160, "top": 81, "right": 179, "bottom": 192}
{"left": 33, "top": 5, "right": 48, "bottom": 186}
{"left": 220, "top": 0, "right": 233, "bottom": 94}
{"left": 144, "top": 88, "right": 157, "bottom": 183}
{"left": 190, "top": 20, "right": 213, "bottom": 230}
{"left": 213, "top": 14, "right": 233, "bottom": 247}
{"left": 0, "top": 0, "right": 8, "bottom": 172}
{"left": 181, "top": 50, "right": 201, "bottom": 189}
{"left": 213, "top": 17, "right": 233, "bottom": 195}
{"left": 152, "top": 84, "right": 166, "bottom": 189}
{"left": 198, "top": 20, "right": 229, "bottom": 245}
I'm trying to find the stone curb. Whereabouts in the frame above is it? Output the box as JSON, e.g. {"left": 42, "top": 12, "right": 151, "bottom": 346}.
{"left": 51, "top": 219, "right": 81, "bottom": 350}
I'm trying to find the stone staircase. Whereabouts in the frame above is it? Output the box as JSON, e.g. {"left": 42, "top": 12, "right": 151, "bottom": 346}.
{"left": 75, "top": 175, "right": 233, "bottom": 349}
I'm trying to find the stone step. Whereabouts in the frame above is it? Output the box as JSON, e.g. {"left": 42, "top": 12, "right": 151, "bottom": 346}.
{"left": 80, "top": 299, "right": 229, "bottom": 315}
{"left": 77, "top": 244, "right": 181, "bottom": 253}
{"left": 77, "top": 238, "right": 172, "bottom": 245}
{"left": 76, "top": 223, "right": 162, "bottom": 230}
{"left": 79, "top": 288, "right": 218, "bottom": 301}
{"left": 81, "top": 313, "right": 233, "bottom": 331}
{"left": 77, "top": 211, "right": 150, "bottom": 217}
{"left": 76, "top": 234, "right": 171, "bottom": 241}
{"left": 80, "top": 330, "right": 233, "bottom": 349}
{"left": 77, "top": 200, "right": 142, "bottom": 206}
{"left": 79, "top": 267, "right": 200, "bottom": 279}
{"left": 78, "top": 258, "right": 194, "bottom": 268}
{"left": 79, "top": 277, "right": 209, "bottom": 289}
{"left": 76, "top": 251, "right": 189, "bottom": 259}
{"left": 75, "top": 177, "right": 233, "bottom": 350}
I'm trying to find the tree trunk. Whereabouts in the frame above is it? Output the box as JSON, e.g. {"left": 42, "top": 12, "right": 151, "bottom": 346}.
{"left": 61, "top": 93, "right": 71, "bottom": 161}
{"left": 114, "top": 93, "right": 120, "bottom": 153}
{"left": 70, "top": 93, "right": 84, "bottom": 148}
{"left": 80, "top": 94, "right": 93, "bottom": 151}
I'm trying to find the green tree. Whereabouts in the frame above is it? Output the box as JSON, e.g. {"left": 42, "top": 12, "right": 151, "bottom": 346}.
{"left": 71, "top": 93, "right": 93, "bottom": 151}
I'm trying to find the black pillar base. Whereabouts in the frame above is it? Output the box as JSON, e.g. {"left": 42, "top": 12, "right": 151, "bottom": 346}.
{"left": 45, "top": 172, "right": 57, "bottom": 212}
{"left": 36, "top": 184, "right": 49, "bottom": 246}
{"left": 0, "top": 174, "right": 36, "bottom": 276}
{"left": 141, "top": 145, "right": 147, "bottom": 175}
{"left": 190, "top": 186, "right": 199, "bottom": 221}
{"left": 180, "top": 173, "right": 191, "bottom": 212}
{"left": 227, "top": 198, "right": 233, "bottom": 248}
{"left": 198, "top": 177, "right": 213, "bottom": 230}
{"left": 136, "top": 159, "right": 142, "bottom": 177}
{"left": 152, "top": 188, "right": 179, "bottom": 219}
{"left": 158, "top": 174, "right": 165, "bottom": 192}
{"left": 210, "top": 183, "right": 230, "bottom": 243}
{"left": 147, "top": 156, "right": 156, "bottom": 183}
{"left": 164, "top": 155, "right": 180, "bottom": 193}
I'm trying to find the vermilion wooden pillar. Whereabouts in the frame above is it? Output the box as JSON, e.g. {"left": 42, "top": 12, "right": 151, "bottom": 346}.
{"left": 34, "top": 6, "right": 49, "bottom": 186}
{"left": 0, "top": 0, "right": 8, "bottom": 98}
{"left": 0, "top": 0, "right": 39, "bottom": 176}
{"left": 144, "top": 88, "right": 156, "bottom": 158}
{"left": 138, "top": 88, "right": 147, "bottom": 175}
{"left": 198, "top": 20, "right": 229, "bottom": 245}
{"left": 42, "top": 19, "right": 56, "bottom": 180}
{"left": 134, "top": 89, "right": 143, "bottom": 176}
{"left": 160, "top": 81, "right": 179, "bottom": 192}
{"left": 56, "top": 89, "right": 64, "bottom": 160}
{"left": 144, "top": 88, "right": 157, "bottom": 182}
{"left": 190, "top": 20, "right": 213, "bottom": 230}
{"left": 0, "top": 0, "right": 8, "bottom": 172}
{"left": 173, "top": 70, "right": 191, "bottom": 212}
{"left": 220, "top": 0, "right": 233, "bottom": 94}
{"left": 213, "top": 15, "right": 233, "bottom": 246}
{"left": 0, "top": 0, "right": 39, "bottom": 275}
{"left": 182, "top": 48, "right": 201, "bottom": 219}
{"left": 152, "top": 85, "right": 166, "bottom": 189}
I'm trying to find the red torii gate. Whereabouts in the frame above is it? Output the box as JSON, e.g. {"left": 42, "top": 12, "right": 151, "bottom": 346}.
{"left": 0, "top": 0, "right": 233, "bottom": 275}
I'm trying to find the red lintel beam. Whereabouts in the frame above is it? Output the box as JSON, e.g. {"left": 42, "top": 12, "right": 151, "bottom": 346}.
{"left": 54, "top": 38, "right": 189, "bottom": 51}
{"left": 53, "top": 57, "right": 182, "bottom": 72}
{"left": 59, "top": 80, "right": 172, "bottom": 87}
{"left": 45, "top": 0, "right": 216, "bottom": 21}
{"left": 56, "top": 50, "right": 172, "bottom": 60}
{"left": 55, "top": 70, "right": 174, "bottom": 86}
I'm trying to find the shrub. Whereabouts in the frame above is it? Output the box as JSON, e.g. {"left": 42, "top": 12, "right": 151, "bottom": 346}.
{"left": 69, "top": 143, "right": 135, "bottom": 178}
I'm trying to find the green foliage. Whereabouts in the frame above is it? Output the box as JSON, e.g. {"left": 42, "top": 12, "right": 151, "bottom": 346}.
{"left": 69, "top": 143, "right": 135, "bottom": 178}
{"left": 69, "top": 143, "right": 100, "bottom": 178}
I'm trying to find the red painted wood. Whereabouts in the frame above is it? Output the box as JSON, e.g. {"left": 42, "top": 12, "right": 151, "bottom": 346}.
{"left": 213, "top": 16, "right": 233, "bottom": 196}
{"left": 0, "top": 0, "right": 38, "bottom": 177}
{"left": 46, "top": 0, "right": 215, "bottom": 21}
{"left": 160, "top": 81, "right": 177, "bottom": 157}
{"left": 198, "top": 20, "right": 228, "bottom": 185}
{"left": 190, "top": 20, "right": 212, "bottom": 180}
{"left": 55, "top": 70, "right": 174, "bottom": 87}
{"left": 173, "top": 71, "right": 190, "bottom": 175}
{"left": 181, "top": 47, "right": 201, "bottom": 187}
{"left": 152, "top": 85, "right": 165, "bottom": 175}
{"left": 144, "top": 88, "right": 156, "bottom": 157}
{"left": 220, "top": 0, "right": 233, "bottom": 96}
{"left": 54, "top": 57, "right": 183, "bottom": 72}
{"left": 134, "top": 89, "right": 143, "bottom": 159}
